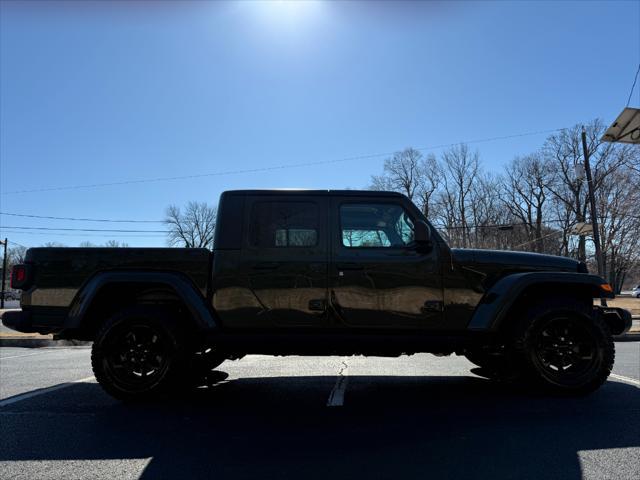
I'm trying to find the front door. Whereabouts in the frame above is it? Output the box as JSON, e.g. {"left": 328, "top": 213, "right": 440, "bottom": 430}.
{"left": 240, "top": 195, "right": 329, "bottom": 327}
{"left": 329, "top": 197, "right": 443, "bottom": 329}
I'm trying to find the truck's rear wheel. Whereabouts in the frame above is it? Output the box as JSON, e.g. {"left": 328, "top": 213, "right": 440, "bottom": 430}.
{"left": 91, "top": 307, "right": 187, "bottom": 401}
{"left": 516, "top": 301, "right": 614, "bottom": 395}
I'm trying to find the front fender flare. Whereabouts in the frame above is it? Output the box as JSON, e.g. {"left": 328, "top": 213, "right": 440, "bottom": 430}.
{"left": 64, "top": 271, "right": 217, "bottom": 330}
{"left": 467, "top": 272, "right": 612, "bottom": 331}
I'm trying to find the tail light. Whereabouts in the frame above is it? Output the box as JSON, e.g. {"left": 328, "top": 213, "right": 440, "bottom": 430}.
{"left": 10, "top": 264, "right": 32, "bottom": 290}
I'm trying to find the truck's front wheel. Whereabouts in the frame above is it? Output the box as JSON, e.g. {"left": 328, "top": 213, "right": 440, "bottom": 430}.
{"left": 516, "top": 301, "right": 614, "bottom": 395}
{"left": 91, "top": 307, "right": 187, "bottom": 401}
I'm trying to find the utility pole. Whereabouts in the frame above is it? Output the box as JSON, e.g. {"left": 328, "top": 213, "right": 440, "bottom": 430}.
{"left": 581, "top": 128, "right": 606, "bottom": 305}
{"left": 0, "top": 238, "right": 7, "bottom": 309}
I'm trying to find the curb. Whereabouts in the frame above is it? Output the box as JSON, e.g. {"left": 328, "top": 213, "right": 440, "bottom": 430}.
{"left": 614, "top": 333, "right": 640, "bottom": 342}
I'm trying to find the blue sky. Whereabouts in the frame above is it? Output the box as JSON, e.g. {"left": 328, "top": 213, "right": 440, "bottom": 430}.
{"left": 1, "top": 0, "right": 638, "bottom": 248}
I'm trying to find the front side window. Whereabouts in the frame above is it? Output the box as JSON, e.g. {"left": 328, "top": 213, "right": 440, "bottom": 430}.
{"left": 340, "top": 203, "right": 415, "bottom": 248}
{"left": 250, "top": 201, "right": 318, "bottom": 247}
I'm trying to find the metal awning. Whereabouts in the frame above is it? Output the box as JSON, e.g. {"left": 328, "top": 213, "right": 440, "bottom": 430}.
{"left": 602, "top": 107, "right": 640, "bottom": 144}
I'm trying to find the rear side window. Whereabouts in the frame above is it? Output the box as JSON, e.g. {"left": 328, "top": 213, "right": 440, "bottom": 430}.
{"left": 340, "top": 203, "right": 414, "bottom": 248}
{"left": 249, "top": 201, "right": 318, "bottom": 247}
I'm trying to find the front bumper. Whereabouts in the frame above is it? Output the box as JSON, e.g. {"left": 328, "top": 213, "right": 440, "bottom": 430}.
{"left": 1, "top": 309, "right": 34, "bottom": 333}
{"left": 595, "top": 306, "right": 632, "bottom": 335}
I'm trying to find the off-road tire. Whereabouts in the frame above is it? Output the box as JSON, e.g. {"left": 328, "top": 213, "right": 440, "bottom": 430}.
{"left": 91, "top": 307, "right": 189, "bottom": 401}
{"left": 513, "top": 298, "right": 614, "bottom": 395}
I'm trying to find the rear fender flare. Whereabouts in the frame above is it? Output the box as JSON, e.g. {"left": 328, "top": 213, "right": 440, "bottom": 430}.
{"left": 64, "top": 271, "right": 217, "bottom": 330}
{"left": 467, "top": 272, "right": 612, "bottom": 331}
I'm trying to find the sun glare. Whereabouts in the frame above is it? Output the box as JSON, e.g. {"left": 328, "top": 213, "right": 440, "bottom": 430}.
{"left": 248, "top": 0, "right": 326, "bottom": 33}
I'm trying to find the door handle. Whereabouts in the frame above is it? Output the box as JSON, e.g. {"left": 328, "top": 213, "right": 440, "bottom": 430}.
{"left": 336, "top": 262, "right": 364, "bottom": 271}
{"left": 252, "top": 262, "right": 280, "bottom": 270}
{"left": 308, "top": 299, "right": 326, "bottom": 311}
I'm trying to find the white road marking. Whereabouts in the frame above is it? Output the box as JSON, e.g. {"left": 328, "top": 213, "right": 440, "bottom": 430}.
{"left": 609, "top": 373, "right": 640, "bottom": 387}
{"left": 0, "top": 376, "right": 95, "bottom": 407}
{"left": 327, "top": 360, "right": 348, "bottom": 407}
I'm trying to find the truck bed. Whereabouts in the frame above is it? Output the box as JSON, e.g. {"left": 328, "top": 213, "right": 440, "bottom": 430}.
{"left": 16, "top": 247, "right": 211, "bottom": 332}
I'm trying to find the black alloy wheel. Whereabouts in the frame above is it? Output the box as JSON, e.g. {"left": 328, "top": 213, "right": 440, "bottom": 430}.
{"left": 532, "top": 315, "right": 600, "bottom": 383}
{"left": 519, "top": 305, "right": 614, "bottom": 395}
{"left": 92, "top": 307, "right": 187, "bottom": 401}
{"left": 103, "top": 323, "right": 171, "bottom": 389}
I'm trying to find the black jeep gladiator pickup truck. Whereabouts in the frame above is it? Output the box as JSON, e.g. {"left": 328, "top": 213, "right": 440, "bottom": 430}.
{"left": 3, "top": 189, "right": 632, "bottom": 399}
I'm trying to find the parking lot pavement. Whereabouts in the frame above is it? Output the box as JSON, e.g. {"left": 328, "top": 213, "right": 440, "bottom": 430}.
{"left": 0, "top": 345, "right": 638, "bottom": 480}
{"left": 611, "top": 342, "right": 640, "bottom": 381}
{"left": 0, "top": 347, "right": 94, "bottom": 400}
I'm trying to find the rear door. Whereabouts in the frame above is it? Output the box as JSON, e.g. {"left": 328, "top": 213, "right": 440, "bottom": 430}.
{"left": 329, "top": 196, "right": 443, "bottom": 329}
{"left": 239, "top": 194, "right": 329, "bottom": 327}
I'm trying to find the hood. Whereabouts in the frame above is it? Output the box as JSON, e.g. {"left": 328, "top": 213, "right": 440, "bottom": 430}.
{"left": 451, "top": 248, "right": 582, "bottom": 274}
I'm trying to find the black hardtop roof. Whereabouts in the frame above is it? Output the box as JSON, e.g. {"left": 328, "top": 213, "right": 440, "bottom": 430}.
{"left": 221, "top": 189, "right": 405, "bottom": 198}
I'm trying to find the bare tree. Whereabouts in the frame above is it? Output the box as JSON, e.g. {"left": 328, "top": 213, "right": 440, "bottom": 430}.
{"left": 544, "top": 124, "right": 591, "bottom": 261}
{"left": 369, "top": 172, "right": 395, "bottom": 193}
{"left": 165, "top": 201, "right": 217, "bottom": 249}
{"left": 6, "top": 245, "right": 28, "bottom": 281}
{"left": 416, "top": 153, "right": 442, "bottom": 218}
{"left": 468, "top": 172, "right": 510, "bottom": 249}
{"left": 622, "top": 144, "right": 640, "bottom": 175}
{"left": 501, "top": 153, "right": 551, "bottom": 253}
{"left": 549, "top": 194, "right": 575, "bottom": 257}
{"left": 78, "top": 240, "right": 130, "bottom": 248}
{"left": 594, "top": 161, "right": 640, "bottom": 291}
{"left": 361, "top": 123, "right": 639, "bottom": 289}
{"left": 439, "top": 144, "right": 479, "bottom": 248}
{"left": 544, "top": 120, "right": 627, "bottom": 263}
{"left": 370, "top": 148, "right": 424, "bottom": 201}
{"left": 104, "top": 240, "right": 130, "bottom": 248}
{"left": 370, "top": 148, "right": 443, "bottom": 217}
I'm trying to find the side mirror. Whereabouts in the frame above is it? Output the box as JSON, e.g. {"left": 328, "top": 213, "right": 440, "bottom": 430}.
{"left": 415, "top": 220, "right": 431, "bottom": 242}
{"left": 414, "top": 220, "right": 433, "bottom": 252}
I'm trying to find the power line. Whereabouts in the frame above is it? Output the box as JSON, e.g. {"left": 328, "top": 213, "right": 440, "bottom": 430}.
{"left": 11, "top": 241, "right": 28, "bottom": 249}
{"left": 511, "top": 229, "right": 565, "bottom": 249}
{"left": 1, "top": 127, "right": 566, "bottom": 196}
{"left": 0, "top": 212, "right": 163, "bottom": 223}
{"left": 626, "top": 63, "right": 640, "bottom": 107}
{"left": 0, "top": 230, "right": 165, "bottom": 238}
{"left": 1, "top": 226, "right": 166, "bottom": 233}
{"left": 0, "top": 239, "right": 29, "bottom": 249}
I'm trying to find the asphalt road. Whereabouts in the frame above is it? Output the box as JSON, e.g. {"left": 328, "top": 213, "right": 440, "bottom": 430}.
{"left": 0, "top": 344, "right": 638, "bottom": 480}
